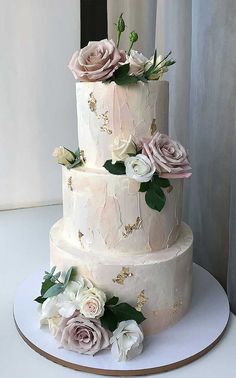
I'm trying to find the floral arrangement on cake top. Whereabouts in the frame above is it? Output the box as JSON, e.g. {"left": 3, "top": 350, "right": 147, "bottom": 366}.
{"left": 68, "top": 13, "right": 175, "bottom": 85}
{"left": 35, "top": 266, "right": 145, "bottom": 361}
{"left": 103, "top": 131, "right": 192, "bottom": 212}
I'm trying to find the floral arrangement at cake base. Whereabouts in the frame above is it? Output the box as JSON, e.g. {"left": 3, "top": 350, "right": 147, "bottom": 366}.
{"left": 35, "top": 267, "right": 145, "bottom": 361}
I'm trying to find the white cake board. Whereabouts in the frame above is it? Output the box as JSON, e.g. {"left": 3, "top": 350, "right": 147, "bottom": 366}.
{"left": 13, "top": 263, "right": 229, "bottom": 376}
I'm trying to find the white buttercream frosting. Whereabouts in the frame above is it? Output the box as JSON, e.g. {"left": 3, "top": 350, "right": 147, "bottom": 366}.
{"left": 62, "top": 166, "right": 183, "bottom": 254}
{"left": 50, "top": 221, "right": 193, "bottom": 335}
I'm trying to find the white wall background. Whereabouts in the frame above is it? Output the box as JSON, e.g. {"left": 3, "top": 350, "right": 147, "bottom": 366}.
{"left": 0, "top": 1, "right": 80, "bottom": 209}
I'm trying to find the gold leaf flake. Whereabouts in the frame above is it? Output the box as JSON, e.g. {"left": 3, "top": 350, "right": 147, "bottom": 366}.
{"left": 88, "top": 92, "right": 112, "bottom": 135}
{"left": 122, "top": 217, "right": 142, "bottom": 238}
{"left": 166, "top": 185, "right": 173, "bottom": 193}
{"left": 67, "top": 176, "right": 73, "bottom": 191}
{"left": 150, "top": 118, "right": 157, "bottom": 135}
{"left": 136, "top": 290, "right": 148, "bottom": 312}
{"left": 112, "top": 267, "right": 134, "bottom": 285}
{"left": 88, "top": 92, "right": 97, "bottom": 112}
{"left": 171, "top": 299, "right": 183, "bottom": 314}
{"left": 78, "top": 230, "right": 85, "bottom": 249}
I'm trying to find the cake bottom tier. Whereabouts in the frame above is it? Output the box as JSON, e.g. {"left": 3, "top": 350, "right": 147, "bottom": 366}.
{"left": 50, "top": 220, "right": 193, "bottom": 335}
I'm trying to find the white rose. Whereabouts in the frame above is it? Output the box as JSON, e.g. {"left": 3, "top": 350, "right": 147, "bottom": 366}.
{"left": 128, "top": 50, "right": 148, "bottom": 76}
{"left": 112, "top": 135, "right": 136, "bottom": 164}
{"left": 110, "top": 320, "right": 144, "bottom": 361}
{"left": 77, "top": 287, "right": 106, "bottom": 318}
{"left": 52, "top": 146, "right": 75, "bottom": 166}
{"left": 125, "top": 154, "right": 155, "bottom": 182}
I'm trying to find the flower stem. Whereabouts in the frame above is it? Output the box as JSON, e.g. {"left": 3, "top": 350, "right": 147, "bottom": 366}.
{"left": 127, "top": 41, "right": 134, "bottom": 56}
{"left": 117, "top": 32, "right": 121, "bottom": 48}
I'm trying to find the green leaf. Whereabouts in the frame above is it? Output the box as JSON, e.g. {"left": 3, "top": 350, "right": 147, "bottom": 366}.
{"left": 115, "top": 75, "right": 138, "bottom": 86}
{"left": 103, "top": 160, "right": 126, "bottom": 175}
{"left": 106, "top": 296, "right": 119, "bottom": 306}
{"left": 67, "top": 158, "right": 82, "bottom": 170}
{"left": 63, "top": 267, "right": 77, "bottom": 287}
{"left": 63, "top": 267, "right": 73, "bottom": 287}
{"left": 64, "top": 146, "right": 76, "bottom": 160}
{"left": 139, "top": 181, "right": 151, "bottom": 192}
{"left": 145, "top": 185, "right": 166, "bottom": 212}
{"left": 34, "top": 296, "right": 46, "bottom": 304}
{"left": 50, "top": 266, "right": 57, "bottom": 275}
{"left": 153, "top": 176, "right": 170, "bottom": 188}
{"left": 101, "top": 308, "right": 118, "bottom": 332}
{"left": 137, "top": 75, "right": 148, "bottom": 83}
{"left": 74, "top": 148, "right": 81, "bottom": 158}
{"left": 114, "top": 63, "right": 130, "bottom": 78}
{"left": 43, "top": 283, "right": 65, "bottom": 298}
{"left": 40, "top": 278, "right": 55, "bottom": 297}
{"left": 110, "top": 303, "right": 146, "bottom": 324}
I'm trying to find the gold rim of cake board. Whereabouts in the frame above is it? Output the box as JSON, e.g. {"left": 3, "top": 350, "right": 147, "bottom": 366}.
{"left": 13, "top": 313, "right": 229, "bottom": 376}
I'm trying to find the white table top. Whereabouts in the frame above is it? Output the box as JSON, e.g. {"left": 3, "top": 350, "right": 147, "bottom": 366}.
{"left": 1, "top": 205, "right": 236, "bottom": 378}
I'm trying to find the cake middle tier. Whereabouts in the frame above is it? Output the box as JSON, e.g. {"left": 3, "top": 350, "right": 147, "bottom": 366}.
{"left": 62, "top": 166, "right": 183, "bottom": 254}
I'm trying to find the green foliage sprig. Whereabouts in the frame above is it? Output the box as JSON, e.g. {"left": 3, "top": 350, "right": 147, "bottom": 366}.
{"left": 65, "top": 148, "right": 85, "bottom": 170}
{"left": 34, "top": 266, "right": 77, "bottom": 304}
{"left": 144, "top": 51, "right": 176, "bottom": 81}
{"left": 101, "top": 296, "right": 146, "bottom": 332}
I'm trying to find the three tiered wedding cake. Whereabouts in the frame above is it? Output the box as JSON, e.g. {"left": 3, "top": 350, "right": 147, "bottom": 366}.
{"left": 36, "top": 16, "right": 193, "bottom": 361}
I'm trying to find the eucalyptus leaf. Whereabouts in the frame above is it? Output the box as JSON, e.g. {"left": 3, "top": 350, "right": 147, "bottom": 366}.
{"left": 50, "top": 266, "right": 57, "bottom": 275}
{"left": 43, "top": 283, "right": 65, "bottom": 298}
{"left": 106, "top": 296, "right": 119, "bottom": 306}
{"left": 110, "top": 303, "right": 146, "bottom": 324}
{"left": 63, "top": 267, "right": 76, "bottom": 287}
{"left": 103, "top": 160, "right": 126, "bottom": 175}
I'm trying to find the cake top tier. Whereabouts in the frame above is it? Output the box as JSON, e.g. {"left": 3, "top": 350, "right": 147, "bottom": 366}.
{"left": 76, "top": 80, "right": 169, "bottom": 168}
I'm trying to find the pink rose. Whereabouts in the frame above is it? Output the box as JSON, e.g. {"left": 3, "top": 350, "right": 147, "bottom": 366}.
{"left": 142, "top": 132, "right": 192, "bottom": 179}
{"left": 68, "top": 39, "right": 126, "bottom": 82}
{"left": 56, "top": 313, "right": 110, "bottom": 356}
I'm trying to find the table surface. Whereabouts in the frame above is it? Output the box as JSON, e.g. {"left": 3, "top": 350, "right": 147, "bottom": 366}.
{"left": 1, "top": 205, "right": 236, "bottom": 378}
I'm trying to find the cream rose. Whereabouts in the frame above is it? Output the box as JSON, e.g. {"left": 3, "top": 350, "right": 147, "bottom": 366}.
{"left": 68, "top": 39, "right": 126, "bottom": 82}
{"left": 110, "top": 320, "right": 144, "bottom": 361}
{"left": 52, "top": 146, "right": 74, "bottom": 166}
{"left": 128, "top": 50, "right": 148, "bottom": 76}
{"left": 112, "top": 135, "right": 136, "bottom": 164}
{"left": 77, "top": 287, "right": 106, "bottom": 318}
{"left": 57, "top": 314, "right": 110, "bottom": 356}
{"left": 125, "top": 154, "right": 155, "bottom": 182}
{"left": 142, "top": 132, "right": 192, "bottom": 179}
